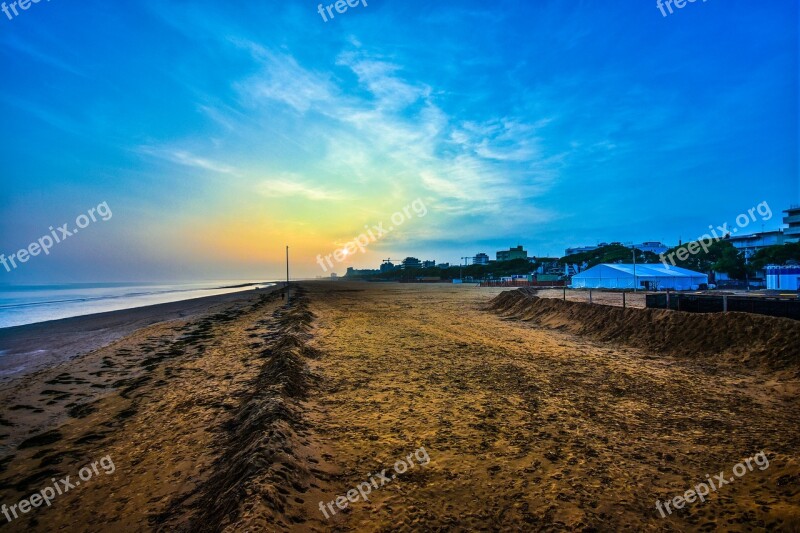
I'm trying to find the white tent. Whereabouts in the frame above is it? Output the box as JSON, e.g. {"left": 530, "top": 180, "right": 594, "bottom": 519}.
{"left": 571, "top": 264, "right": 707, "bottom": 290}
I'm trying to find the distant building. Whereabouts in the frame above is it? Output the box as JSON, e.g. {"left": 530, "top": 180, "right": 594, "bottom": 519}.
{"left": 565, "top": 242, "right": 667, "bottom": 257}
{"left": 565, "top": 244, "right": 607, "bottom": 256}
{"left": 784, "top": 206, "right": 800, "bottom": 242}
{"left": 331, "top": 273, "right": 338, "bottom": 279}
{"left": 345, "top": 267, "right": 380, "bottom": 277}
{"left": 436, "top": 263, "right": 451, "bottom": 269}
{"left": 564, "top": 263, "right": 583, "bottom": 277}
{"left": 633, "top": 242, "right": 669, "bottom": 255}
{"left": 422, "top": 260, "right": 436, "bottom": 268}
{"left": 473, "top": 253, "right": 489, "bottom": 265}
{"left": 729, "top": 230, "right": 787, "bottom": 258}
{"left": 402, "top": 257, "right": 422, "bottom": 270}
{"left": 536, "top": 259, "right": 562, "bottom": 277}
{"left": 380, "top": 262, "right": 398, "bottom": 273}
{"left": 496, "top": 246, "right": 528, "bottom": 262}
{"left": 724, "top": 205, "right": 800, "bottom": 255}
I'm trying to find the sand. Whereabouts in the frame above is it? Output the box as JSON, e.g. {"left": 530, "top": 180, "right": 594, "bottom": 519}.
{"left": 0, "top": 286, "right": 284, "bottom": 382}
{"left": 0, "top": 281, "right": 798, "bottom": 531}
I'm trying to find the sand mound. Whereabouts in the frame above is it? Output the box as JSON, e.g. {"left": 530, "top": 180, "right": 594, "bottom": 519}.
{"left": 154, "top": 287, "right": 320, "bottom": 532}
{"left": 488, "top": 289, "right": 800, "bottom": 373}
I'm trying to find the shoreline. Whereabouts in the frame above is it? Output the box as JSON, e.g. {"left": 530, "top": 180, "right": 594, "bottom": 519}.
{"left": 0, "top": 284, "right": 285, "bottom": 382}
{"left": 0, "top": 281, "right": 278, "bottom": 329}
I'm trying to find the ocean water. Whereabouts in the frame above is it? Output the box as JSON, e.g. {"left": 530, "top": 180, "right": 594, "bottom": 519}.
{"left": 0, "top": 281, "right": 276, "bottom": 329}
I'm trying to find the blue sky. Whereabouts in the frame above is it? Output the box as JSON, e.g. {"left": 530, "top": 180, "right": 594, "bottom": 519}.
{"left": 0, "top": 0, "right": 797, "bottom": 281}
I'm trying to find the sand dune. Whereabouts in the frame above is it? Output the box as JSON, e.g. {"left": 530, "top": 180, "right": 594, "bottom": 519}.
{"left": 489, "top": 288, "right": 800, "bottom": 374}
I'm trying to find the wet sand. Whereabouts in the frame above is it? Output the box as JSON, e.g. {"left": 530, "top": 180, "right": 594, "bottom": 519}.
{"left": 0, "top": 286, "right": 283, "bottom": 381}
{"left": 0, "top": 281, "right": 798, "bottom": 531}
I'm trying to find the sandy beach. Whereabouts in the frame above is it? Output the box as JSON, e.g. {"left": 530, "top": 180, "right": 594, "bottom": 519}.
{"left": 0, "top": 281, "right": 798, "bottom": 531}
{"left": 0, "top": 286, "right": 283, "bottom": 382}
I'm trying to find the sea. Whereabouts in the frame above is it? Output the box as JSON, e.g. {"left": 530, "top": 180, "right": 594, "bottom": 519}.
{"left": 0, "top": 281, "right": 276, "bottom": 329}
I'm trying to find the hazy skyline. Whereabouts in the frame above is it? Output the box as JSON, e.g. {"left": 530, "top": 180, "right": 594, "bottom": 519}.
{"left": 1, "top": 0, "right": 797, "bottom": 282}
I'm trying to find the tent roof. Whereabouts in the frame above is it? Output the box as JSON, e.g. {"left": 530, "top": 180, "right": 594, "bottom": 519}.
{"left": 573, "top": 264, "right": 706, "bottom": 278}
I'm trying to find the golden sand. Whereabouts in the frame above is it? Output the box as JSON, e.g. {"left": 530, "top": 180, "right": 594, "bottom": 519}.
{"left": 0, "top": 282, "right": 798, "bottom": 531}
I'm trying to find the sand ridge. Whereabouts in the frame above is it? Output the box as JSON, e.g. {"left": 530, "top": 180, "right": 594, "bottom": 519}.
{"left": 488, "top": 288, "right": 800, "bottom": 374}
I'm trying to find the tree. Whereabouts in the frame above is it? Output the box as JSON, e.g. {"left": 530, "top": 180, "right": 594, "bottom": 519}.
{"left": 750, "top": 242, "right": 800, "bottom": 270}
{"left": 661, "top": 239, "right": 747, "bottom": 279}
{"left": 560, "top": 244, "right": 661, "bottom": 268}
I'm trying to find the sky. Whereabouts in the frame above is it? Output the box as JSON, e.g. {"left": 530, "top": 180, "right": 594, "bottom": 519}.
{"left": 0, "top": 0, "right": 797, "bottom": 282}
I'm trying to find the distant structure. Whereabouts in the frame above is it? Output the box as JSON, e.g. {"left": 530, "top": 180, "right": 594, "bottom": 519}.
{"left": 473, "top": 253, "right": 489, "bottom": 265}
{"left": 402, "top": 257, "right": 422, "bottom": 270}
{"left": 534, "top": 258, "right": 563, "bottom": 278}
{"left": 729, "top": 230, "right": 787, "bottom": 258}
{"left": 565, "top": 244, "right": 605, "bottom": 256}
{"left": 422, "top": 260, "right": 436, "bottom": 268}
{"left": 564, "top": 242, "right": 667, "bottom": 256}
{"left": 571, "top": 264, "right": 707, "bottom": 291}
{"left": 784, "top": 205, "right": 800, "bottom": 242}
{"left": 380, "top": 258, "right": 403, "bottom": 273}
{"left": 496, "top": 246, "right": 527, "bottom": 262}
{"left": 566, "top": 206, "right": 798, "bottom": 259}
{"left": 436, "top": 263, "right": 451, "bottom": 269}
{"left": 634, "top": 242, "right": 669, "bottom": 255}
{"left": 723, "top": 206, "right": 800, "bottom": 256}
{"left": 345, "top": 267, "right": 380, "bottom": 277}
{"left": 331, "top": 273, "right": 338, "bottom": 279}
{"left": 564, "top": 263, "right": 583, "bottom": 277}
{"left": 766, "top": 265, "right": 800, "bottom": 290}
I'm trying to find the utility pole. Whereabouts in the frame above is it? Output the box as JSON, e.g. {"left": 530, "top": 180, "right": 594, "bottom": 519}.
{"left": 632, "top": 248, "right": 637, "bottom": 292}
{"left": 745, "top": 251, "right": 750, "bottom": 292}
{"left": 285, "top": 246, "right": 289, "bottom": 300}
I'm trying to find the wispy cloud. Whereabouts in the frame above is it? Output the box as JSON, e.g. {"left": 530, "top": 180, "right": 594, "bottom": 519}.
{"left": 1, "top": 35, "right": 86, "bottom": 77}
{"left": 137, "top": 146, "right": 238, "bottom": 175}
{"left": 233, "top": 40, "right": 336, "bottom": 113}
{"left": 205, "top": 39, "right": 570, "bottom": 241}
{"left": 258, "top": 175, "right": 344, "bottom": 201}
